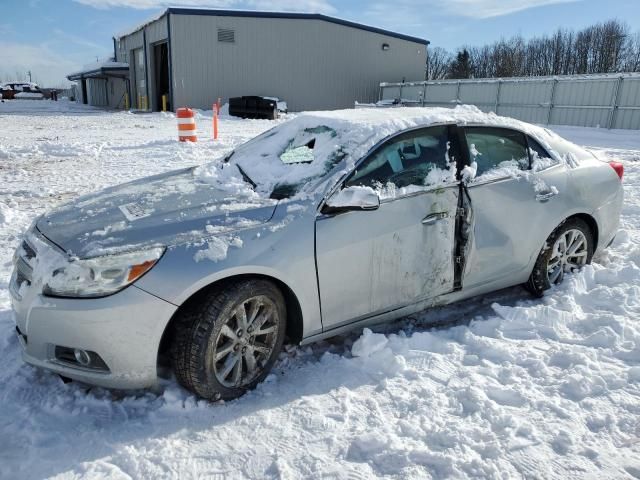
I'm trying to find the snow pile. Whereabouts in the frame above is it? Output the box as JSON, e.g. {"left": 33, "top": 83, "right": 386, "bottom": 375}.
{"left": 0, "top": 101, "right": 639, "bottom": 478}
{"left": 193, "top": 235, "right": 243, "bottom": 263}
{"left": 0, "top": 201, "right": 13, "bottom": 224}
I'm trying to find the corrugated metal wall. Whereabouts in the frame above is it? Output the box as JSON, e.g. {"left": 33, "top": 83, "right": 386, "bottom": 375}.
{"left": 115, "top": 29, "right": 144, "bottom": 66}
{"left": 115, "top": 22, "right": 169, "bottom": 110}
{"left": 106, "top": 77, "right": 128, "bottom": 109}
{"left": 86, "top": 79, "right": 108, "bottom": 106}
{"left": 144, "top": 17, "right": 169, "bottom": 111}
{"left": 380, "top": 74, "right": 640, "bottom": 129}
{"left": 168, "top": 14, "right": 426, "bottom": 111}
{"left": 73, "top": 78, "right": 127, "bottom": 108}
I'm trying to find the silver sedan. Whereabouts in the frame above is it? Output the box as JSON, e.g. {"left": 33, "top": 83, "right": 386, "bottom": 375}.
{"left": 11, "top": 108, "right": 624, "bottom": 400}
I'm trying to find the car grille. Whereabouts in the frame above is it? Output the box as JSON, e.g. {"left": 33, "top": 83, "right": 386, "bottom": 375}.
{"left": 22, "top": 240, "right": 36, "bottom": 261}
{"left": 10, "top": 238, "right": 37, "bottom": 298}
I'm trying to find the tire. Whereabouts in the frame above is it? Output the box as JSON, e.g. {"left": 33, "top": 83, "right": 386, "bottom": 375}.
{"left": 526, "top": 217, "right": 594, "bottom": 297}
{"left": 170, "top": 279, "right": 286, "bottom": 400}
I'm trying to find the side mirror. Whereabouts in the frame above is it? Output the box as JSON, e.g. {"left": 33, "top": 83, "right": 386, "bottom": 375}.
{"left": 324, "top": 186, "right": 380, "bottom": 212}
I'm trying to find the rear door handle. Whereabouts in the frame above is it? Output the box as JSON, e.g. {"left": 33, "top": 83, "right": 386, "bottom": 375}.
{"left": 422, "top": 212, "right": 448, "bottom": 225}
{"left": 536, "top": 191, "right": 557, "bottom": 202}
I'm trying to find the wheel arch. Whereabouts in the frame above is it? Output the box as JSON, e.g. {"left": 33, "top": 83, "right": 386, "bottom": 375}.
{"left": 565, "top": 212, "right": 599, "bottom": 251}
{"left": 524, "top": 211, "right": 599, "bottom": 296}
{"left": 157, "top": 273, "right": 304, "bottom": 367}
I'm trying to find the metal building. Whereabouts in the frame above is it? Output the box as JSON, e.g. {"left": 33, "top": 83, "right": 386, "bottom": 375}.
{"left": 67, "top": 61, "right": 130, "bottom": 108}
{"left": 89, "top": 8, "right": 427, "bottom": 112}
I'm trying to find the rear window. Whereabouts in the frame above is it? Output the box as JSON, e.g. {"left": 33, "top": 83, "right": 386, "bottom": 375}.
{"left": 527, "top": 136, "right": 551, "bottom": 160}
{"left": 527, "top": 135, "right": 559, "bottom": 171}
{"left": 544, "top": 134, "right": 593, "bottom": 164}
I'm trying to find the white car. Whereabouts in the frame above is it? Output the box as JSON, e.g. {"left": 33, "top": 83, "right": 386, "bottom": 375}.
{"left": 11, "top": 106, "right": 623, "bottom": 400}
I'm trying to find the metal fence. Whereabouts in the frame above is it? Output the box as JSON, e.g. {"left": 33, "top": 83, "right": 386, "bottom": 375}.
{"left": 379, "top": 73, "right": 640, "bottom": 130}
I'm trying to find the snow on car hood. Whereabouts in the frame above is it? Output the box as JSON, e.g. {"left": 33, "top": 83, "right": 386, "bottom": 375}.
{"left": 36, "top": 168, "right": 277, "bottom": 258}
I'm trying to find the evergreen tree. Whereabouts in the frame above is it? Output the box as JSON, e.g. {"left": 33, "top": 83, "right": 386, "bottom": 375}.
{"left": 448, "top": 49, "right": 473, "bottom": 79}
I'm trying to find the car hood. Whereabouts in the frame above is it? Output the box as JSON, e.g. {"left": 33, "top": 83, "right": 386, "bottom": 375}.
{"left": 37, "top": 168, "right": 277, "bottom": 258}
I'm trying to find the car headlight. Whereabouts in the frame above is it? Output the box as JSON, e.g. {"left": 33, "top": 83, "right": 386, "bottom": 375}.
{"left": 42, "top": 247, "right": 165, "bottom": 298}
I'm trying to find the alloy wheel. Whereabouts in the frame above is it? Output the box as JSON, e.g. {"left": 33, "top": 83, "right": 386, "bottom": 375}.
{"left": 547, "top": 228, "right": 588, "bottom": 285}
{"left": 212, "top": 295, "right": 280, "bottom": 388}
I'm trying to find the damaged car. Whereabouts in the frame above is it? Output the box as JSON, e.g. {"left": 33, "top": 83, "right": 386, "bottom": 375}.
{"left": 11, "top": 106, "right": 624, "bottom": 400}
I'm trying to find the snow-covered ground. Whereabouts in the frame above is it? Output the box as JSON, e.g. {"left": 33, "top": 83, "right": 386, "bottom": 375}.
{"left": 1, "top": 100, "right": 639, "bottom": 479}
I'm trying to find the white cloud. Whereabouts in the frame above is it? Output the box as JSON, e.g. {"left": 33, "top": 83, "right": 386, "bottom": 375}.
{"left": 432, "top": 0, "right": 579, "bottom": 18}
{"left": 72, "top": 0, "right": 336, "bottom": 13}
{"left": 368, "top": 0, "right": 578, "bottom": 20}
{"left": 53, "top": 29, "right": 105, "bottom": 51}
{"left": 246, "top": 0, "right": 336, "bottom": 13}
{"left": 0, "top": 43, "right": 82, "bottom": 87}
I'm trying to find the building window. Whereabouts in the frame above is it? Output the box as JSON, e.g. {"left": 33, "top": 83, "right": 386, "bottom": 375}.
{"left": 218, "top": 28, "right": 235, "bottom": 43}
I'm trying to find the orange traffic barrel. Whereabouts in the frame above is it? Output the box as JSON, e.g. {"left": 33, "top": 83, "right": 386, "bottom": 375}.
{"left": 177, "top": 107, "right": 197, "bottom": 142}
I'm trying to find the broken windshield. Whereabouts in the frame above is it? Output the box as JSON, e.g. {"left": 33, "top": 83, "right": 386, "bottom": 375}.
{"left": 227, "top": 124, "right": 346, "bottom": 198}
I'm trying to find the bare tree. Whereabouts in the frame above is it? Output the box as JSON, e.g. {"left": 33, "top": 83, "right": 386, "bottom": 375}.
{"left": 622, "top": 32, "right": 640, "bottom": 72}
{"left": 426, "top": 47, "right": 451, "bottom": 80}
{"left": 436, "top": 19, "right": 639, "bottom": 80}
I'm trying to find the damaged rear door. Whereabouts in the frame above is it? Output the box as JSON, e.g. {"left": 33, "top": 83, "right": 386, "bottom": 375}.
{"left": 315, "top": 125, "right": 462, "bottom": 331}
{"left": 459, "top": 126, "right": 567, "bottom": 290}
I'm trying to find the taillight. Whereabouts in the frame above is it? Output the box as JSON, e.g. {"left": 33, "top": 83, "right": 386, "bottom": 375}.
{"left": 609, "top": 161, "right": 624, "bottom": 180}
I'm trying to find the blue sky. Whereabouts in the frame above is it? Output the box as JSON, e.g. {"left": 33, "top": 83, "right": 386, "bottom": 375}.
{"left": 1, "top": 0, "right": 638, "bottom": 86}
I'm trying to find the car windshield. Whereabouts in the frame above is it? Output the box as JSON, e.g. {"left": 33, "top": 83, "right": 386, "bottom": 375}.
{"left": 223, "top": 122, "right": 347, "bottom": 198}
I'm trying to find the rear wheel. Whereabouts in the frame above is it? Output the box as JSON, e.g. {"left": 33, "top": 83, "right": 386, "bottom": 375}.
{"left": 526, "top": 218, "right": 593, "bottom": 296}
{"left": 170, "top": 279, "right": 286, "bottom": 400}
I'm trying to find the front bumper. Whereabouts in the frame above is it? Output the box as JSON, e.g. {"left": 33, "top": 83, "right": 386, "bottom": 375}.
{"left": 11, "top": 284, "right": 177, "bottom": 390}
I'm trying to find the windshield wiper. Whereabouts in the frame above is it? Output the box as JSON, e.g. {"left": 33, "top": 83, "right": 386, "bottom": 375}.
{"left": 236, "top": 164, "right": 257, "bottom": 189}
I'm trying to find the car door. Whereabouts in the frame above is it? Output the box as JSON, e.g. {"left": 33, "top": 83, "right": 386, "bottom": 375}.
{"left": 461, "top": 126, "right": 567, "bottom": 289}
{"left": 315, "top": 125, "right": 461, "bottom": 331}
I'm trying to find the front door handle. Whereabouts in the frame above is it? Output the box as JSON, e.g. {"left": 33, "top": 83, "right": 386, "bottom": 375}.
{"left": 422, "top": 212, "right": 448, "bottom": 225}
{"left": 535, "top": 191, "right": 558, "bottom": 203}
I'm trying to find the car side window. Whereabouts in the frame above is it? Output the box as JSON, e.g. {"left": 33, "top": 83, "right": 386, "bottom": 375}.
{"left": 464, "top": 127, "right": 530, "bottom": 177}
{"left": 527, "top": 136, "right": 552, "bottom": 161}
{"left": 345, "top": 126, "right": 452, "bottom": 190}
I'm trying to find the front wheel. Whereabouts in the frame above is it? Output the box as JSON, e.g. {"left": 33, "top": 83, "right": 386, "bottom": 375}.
{"left": 170, "top": 279, "right": 286, "bottom": 400}
{"left": 526, "top": 218, "right": 594, "bottom": 296}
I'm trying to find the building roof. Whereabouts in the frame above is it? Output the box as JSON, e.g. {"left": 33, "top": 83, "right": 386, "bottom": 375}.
{"left": 116, "top": 7, "right": 429, "bottom": 46}
{"left": 67, "top": 61, "right": 129, "bottom": 81}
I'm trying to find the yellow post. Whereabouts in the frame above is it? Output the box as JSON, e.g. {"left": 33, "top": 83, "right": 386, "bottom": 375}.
{"left": 124, "top": 92, "right": 129, "bottom": 110}
{"left": 162, "top": 94, "right": 167, "bottom": 112}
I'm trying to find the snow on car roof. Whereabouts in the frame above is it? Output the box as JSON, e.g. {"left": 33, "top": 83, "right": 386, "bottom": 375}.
{"left": 1, "top": 81, "right": 40, "bottom": 90}
{"left": 294, "top": 105, "right": 545, "bottom": 134}
{"left": 196, "top": 105, "right": 561, "bottom": 199}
